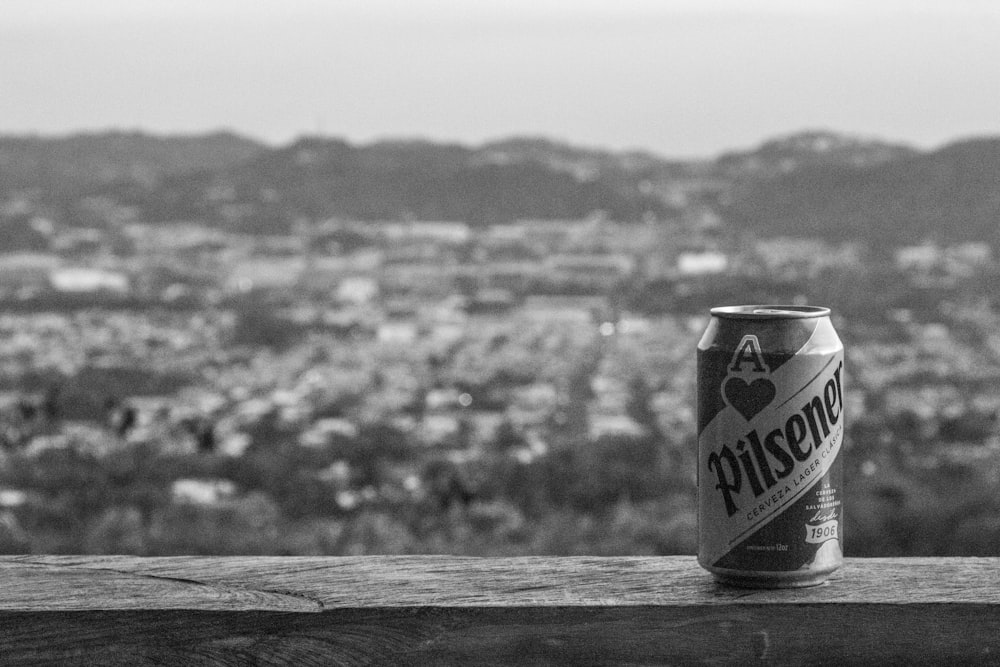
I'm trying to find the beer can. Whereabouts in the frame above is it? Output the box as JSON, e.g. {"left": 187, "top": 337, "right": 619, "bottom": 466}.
{"left": 697, "top": 305, "right": 844, "bottom": 587}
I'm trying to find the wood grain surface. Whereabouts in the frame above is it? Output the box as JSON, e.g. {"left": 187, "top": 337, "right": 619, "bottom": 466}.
{"left": 1, "top": 556, "right": 997, "bottom": 665}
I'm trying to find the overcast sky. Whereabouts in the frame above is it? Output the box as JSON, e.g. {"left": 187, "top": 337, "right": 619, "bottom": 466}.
{"left": 3, "top": 0, "right": 999, "bottom": 157}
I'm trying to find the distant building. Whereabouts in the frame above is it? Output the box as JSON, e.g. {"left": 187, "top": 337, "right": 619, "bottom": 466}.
{"left": 0, "top": 254, "right": 59, "bottom": 294}
{"left": 419, "top": 413, "right": 462, "bottom": 447}
{"left": 373, "top": 221, "right": 471, "bottom": 245}
{"left": 171, "top": 478, "right": 237, "bottom": 505}
{"left": 0, "top": 489, "right": 28, "bottom": 509}
{"left": 895, "top": 243, "right": 941, "bottom": 272}
{"left": 588, "top": 413, "right": 647, "bottom": 440}
{"left": 467, "top": 409, "right": 506, "bottom": 446}
{"left": 408, "top": 221, "right": 471, "bottom": 245}
{"left": 750, "top": 238, "right": 861, "bottom": 279}
{"left": 520, "top": 296, "right": 609, "bottom": 324}
{"left": 425, "top": 388, "right": 464, "bottom": 411}
{"left": 616, "top": 315, "right": 652, "bottom": 336}
{"left": 476, "top": 261, "right": 543, "bottom": 292}
{"left": 430, "top": 321, "right": 466, "bottom": 345}
{"left": 545, "top": 253, "right": 636, "bottom": 282}
{"left": 337, "top": 276, "right": 379, "bottom": 304}
{"left": 299, "top": 250, "right": 384, "bottom": 291}
{"left": 485, "top": 223, "right": 529, "bottom": 243}
{"left": 227, "top": 257, "right": 306, "bottom": 291}
{"left": 494, "top": 219, "right": 593, "bottom": 253}
{"left": 944, "top": 243, "right": 992, "bottom": 277}
{"left": 946, "top": 242, "right": 991, "bottom": 265}
{"left": 380, "top": 262, "right": 460, "bottom": 295}
{"left": 895, "top": 242, "right": 991, "bottom": 281}
{"left": 300, "top": 418, "right": 359, "bottom": 447}
{"left": 124, "top": 223, "right": 231, "bottom": 255}
{"left": 508, "top": 383, "right": 559, "bottom": 427}
{"left": 50, "top": 267, "right": 130, "bottom": 293}
{"left": 676, "top": 250, "right": 728, "bottom": 276}
{"left": 377, "top": 320, "right": 420, "bottom": 345}
{"left": 590, "top": 375, "right": 629, "bottom": 413}
{"left": 466, "top": 289, "right": 517, "bottom": 316}
{"left": 51, "top": 227, "right": 105, "bottom": 255}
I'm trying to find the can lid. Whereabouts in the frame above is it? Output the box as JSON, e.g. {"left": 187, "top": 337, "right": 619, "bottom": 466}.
{"left": 710, "top": 305, "right": 831, "bottom": 319}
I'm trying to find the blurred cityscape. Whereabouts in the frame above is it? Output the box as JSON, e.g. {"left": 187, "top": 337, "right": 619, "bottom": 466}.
{"left": 1, "top": 130, "right": 999, "bottom": 556}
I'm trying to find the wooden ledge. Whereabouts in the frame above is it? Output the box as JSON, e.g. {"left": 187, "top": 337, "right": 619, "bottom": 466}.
{"left": 3, "top": 556, "right": 999, "bottom": 664}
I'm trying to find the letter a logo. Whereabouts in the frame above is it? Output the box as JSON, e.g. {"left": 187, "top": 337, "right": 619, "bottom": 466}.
{"left": 729, "top": 335, "right": 769, "bottom": 374}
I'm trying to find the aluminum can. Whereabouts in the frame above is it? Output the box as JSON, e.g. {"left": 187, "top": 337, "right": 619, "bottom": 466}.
{"left": 697, "top": 305, "right": 844, "bottom": 587}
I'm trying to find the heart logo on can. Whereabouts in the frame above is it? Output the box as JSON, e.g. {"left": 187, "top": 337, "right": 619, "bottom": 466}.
{"left": 723, "top": 377, "right": 776, "bottom": 421}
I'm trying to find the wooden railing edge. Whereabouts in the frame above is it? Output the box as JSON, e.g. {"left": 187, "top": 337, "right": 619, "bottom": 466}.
{"left": 3, "top": 556, "right": 999, "bottom": 665}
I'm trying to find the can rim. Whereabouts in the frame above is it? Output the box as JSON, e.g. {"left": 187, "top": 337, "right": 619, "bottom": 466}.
{"left": 710, "top": 305, "right": 831, "bottom": 319}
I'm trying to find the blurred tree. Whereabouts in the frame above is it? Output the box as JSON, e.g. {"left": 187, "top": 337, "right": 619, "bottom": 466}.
{"left": 626, "top": 374, "right": 662, "bottom": 439}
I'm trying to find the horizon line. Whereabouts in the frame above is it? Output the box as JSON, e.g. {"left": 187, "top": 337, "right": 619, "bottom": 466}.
{"left": 3, "top": 125, "right": 995, "bottom": 160}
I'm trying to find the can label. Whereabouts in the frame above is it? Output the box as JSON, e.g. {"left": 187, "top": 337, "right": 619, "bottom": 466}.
{"left": 698, "top": 315, "right": 843, "bottom": 572}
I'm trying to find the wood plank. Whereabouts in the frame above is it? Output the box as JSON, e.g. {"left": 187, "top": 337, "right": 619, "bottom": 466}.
{"left": 5, "top": 555, "right": 1000, "bottom": 608}
{"left": 1, "top": 557, "right": 998, "bottom": 665}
